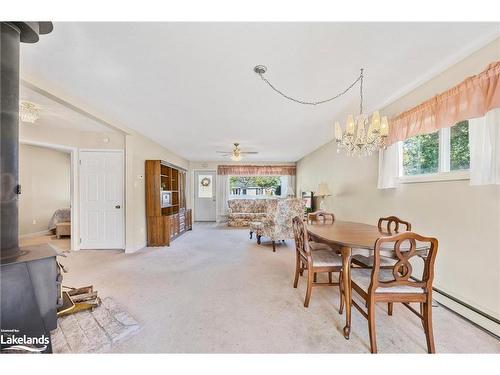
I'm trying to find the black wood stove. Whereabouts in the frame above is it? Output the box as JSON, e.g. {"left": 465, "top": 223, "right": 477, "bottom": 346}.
{"left": 1, "top": 22, "right": 57, "bottom": 354}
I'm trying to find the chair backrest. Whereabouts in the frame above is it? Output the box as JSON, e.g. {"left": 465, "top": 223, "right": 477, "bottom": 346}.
{"left": 378, "top": 216, "right": 411, "bottom": 234}
{"left": 292, "top": 216, "right": 311, "bottom": 259}
{"left": 370, "top": 232, "right": 438, "bottom": 293}
{"left": 267, "top": 198, "right": 305, "bottom": 238}
{"left": 307, "top": 211, "right": 335, "bottom": 224}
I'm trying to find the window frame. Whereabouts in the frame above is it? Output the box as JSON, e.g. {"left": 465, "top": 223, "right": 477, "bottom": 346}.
{"left": 228, "top": 175, "right": 283, "bottom": 199}
{"left": 398, "top": 127, "right": 470, "bottom": 184}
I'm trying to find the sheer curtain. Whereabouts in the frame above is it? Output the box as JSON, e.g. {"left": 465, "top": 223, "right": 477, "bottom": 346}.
{"left": 469, "top": 108, "right": 500, "bottom": 185}
{"left": 377, "top": 143, "right": 400, "bottom": 189}
{"left": 216, "top": 174, "right": 230, "bottom": 222}
{"left": 288, "top": 175, "right": 296, "bottom": 197}
{"left": 280, "top": 175, "right": 296, "bottom": 197}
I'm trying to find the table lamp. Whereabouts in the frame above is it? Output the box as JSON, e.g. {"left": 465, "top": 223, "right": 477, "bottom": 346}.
{"left": 316, "top": 183, "right": 331, "bottom": 210}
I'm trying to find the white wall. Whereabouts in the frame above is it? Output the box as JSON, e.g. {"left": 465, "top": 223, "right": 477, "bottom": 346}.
{"left": 296, "top": 38, "right": 500, "bottom": 332}
{"left": 19, "top": 144, "right": 71, "bottom": 236}
{"left": 20, "top": 123, "right": 125, "bottom": 150}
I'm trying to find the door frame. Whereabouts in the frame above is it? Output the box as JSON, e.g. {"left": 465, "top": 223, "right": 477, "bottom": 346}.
{"left": 19, "top": 140, "right": 79, "bottom": 251}
{"left": 193, "top": 169, "right": 217, "bottom": 222}
{"left": 79, "top": 149, "right": 125, "bottom": 249}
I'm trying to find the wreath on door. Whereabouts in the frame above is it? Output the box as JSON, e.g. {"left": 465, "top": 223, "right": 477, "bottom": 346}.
{"left": 201, "top": 177, "right": 211, "bottom": 187}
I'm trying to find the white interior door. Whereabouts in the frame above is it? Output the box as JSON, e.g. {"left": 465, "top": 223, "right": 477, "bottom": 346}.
{"left": 194, "top": 170, "right": 216, "bottom": 221}
{"left": 80, "top": 150, "right": 124, "bottom": 249}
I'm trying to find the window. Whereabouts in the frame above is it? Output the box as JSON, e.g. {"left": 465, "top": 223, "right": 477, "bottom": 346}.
{"left": 402, "top": 131, "right": 439, "bottom": 175}
{"left": 229, "top": 176, "right": 281, "bottom": 198}
{"left": 198, "top": 174, "right": 213, "bottom": 198}
{"left": 450, "top": 121, "right": 470, "bottom": 171}
{"left": 399, "top": 121, "right": 470, "bottom": 181}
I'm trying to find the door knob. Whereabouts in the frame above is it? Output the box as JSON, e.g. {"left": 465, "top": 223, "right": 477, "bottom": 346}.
{"left": 115, "top": 205, "right": 121, "bottom": 209}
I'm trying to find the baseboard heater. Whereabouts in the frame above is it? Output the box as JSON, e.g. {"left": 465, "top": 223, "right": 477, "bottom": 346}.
{"left": 432, "top": 287, "right": 500, "bottom": 338}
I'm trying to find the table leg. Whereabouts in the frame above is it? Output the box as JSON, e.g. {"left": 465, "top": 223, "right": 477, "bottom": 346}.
{"left": 340, "top": 246, "right": 352, "bottom": 339}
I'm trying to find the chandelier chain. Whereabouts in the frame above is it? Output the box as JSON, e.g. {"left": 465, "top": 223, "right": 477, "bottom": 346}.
{"left": 258, "top": 68, "right": 364, "bottom": 106}
{"left": 359, "top": 68, "right": 364, "bottom": 115}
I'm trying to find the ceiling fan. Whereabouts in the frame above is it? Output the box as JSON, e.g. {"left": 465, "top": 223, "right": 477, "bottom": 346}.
{"left": 216, "top": 143, "right": 258, "bottom": 161}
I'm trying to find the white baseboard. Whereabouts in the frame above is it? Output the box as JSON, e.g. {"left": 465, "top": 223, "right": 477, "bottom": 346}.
{"left": 19, "top": 229, "right": 52, "bottom": 239}
{"left": 433, "top": 289, "right": 500, "bottom": 338}
{"left": 125, "top": 241, "right": 147, "bottom": 254}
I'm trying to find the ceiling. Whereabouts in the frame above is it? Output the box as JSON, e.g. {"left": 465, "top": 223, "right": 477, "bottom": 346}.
{"left": 20, "top": 22, "right": 499, "bottom": 161}
{"left": 20, "top": 85, "right": 112, "bottom": 132}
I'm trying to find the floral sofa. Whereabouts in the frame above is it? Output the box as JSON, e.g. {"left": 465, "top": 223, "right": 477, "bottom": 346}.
{"left": 253, "top": 198, "right": 305, "bottom": 251}
{"left": 227, "top": 199, "right": 275, "bottom": 227}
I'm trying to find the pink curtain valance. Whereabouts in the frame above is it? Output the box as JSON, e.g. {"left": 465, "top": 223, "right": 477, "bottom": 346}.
{"left": 387, "top": 62, "right": 500, "bottom": 145}
{"left": 217, "top": 165, "right": 296, "bottom": 176}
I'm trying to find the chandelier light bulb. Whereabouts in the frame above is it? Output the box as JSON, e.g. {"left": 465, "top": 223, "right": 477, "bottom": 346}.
{"left": 380, "top": 116, "right": 389, "bottom": 137}
{"left": 346, "top": 115, "right": 355, "bottom": 135}
{"left": 371, "top": 110, "right": 381, "bottom": 133}
{"left": 334, "top": 121, "right": 342, "bottom": 141}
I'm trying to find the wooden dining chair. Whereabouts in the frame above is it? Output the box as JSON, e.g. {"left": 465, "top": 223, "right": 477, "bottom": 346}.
{"left": 307, "top": 211, "right": 335, "bottom": 224}
{"left": 352, "top": 216, "right": 418, "bottom": 315}
{"left": 306, "top": 211, "right": 336, "bottom": 250}
{"left": 349, "top": 232, "right": 438, "bottom": 353}
{"left": 351, "top": 216, "right": 412, "bottom": 268}
{"left": 305, "top": 211, "right": 338, "bottom": 283}
{"left": 292, "top": 216, "right": 344, "bottom": 311}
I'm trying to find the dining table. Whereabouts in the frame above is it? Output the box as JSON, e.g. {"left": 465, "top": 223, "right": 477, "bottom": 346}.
{"left": 307, "top": 220, "right": 391, "bottom": 340}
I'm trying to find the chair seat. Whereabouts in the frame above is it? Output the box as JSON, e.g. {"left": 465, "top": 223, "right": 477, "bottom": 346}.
{"left": 249, "top": 221, "right": 264, "bottom": 230}
{"left": 351, "top": 268, "right": 424, "bottom": 294}
{"left": 312, "top": 250, "right": 342, "bottom": 267}
{"left": 309, "top": 242, "right": 333, "bottom": 251}
{"left": 352, "top": 242, "right": 430, "bottom": 260}
{"left": 351, "top": 254, "right": 398, "bottom": 267}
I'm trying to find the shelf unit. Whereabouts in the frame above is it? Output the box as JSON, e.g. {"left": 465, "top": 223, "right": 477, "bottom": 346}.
{"left": 146, "top": 160, "right": 192, "bottom": 247}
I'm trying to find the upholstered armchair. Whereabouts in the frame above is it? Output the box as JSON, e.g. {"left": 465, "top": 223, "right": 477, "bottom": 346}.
{"left": 258, "top": 198, "right": 305, "bottom": 252}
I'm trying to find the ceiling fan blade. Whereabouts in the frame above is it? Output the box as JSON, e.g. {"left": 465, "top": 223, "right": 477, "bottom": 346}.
{"left": 240, "top": 152, "right": 259, "bottom": 154}
{"left": 216, "top": 151, "right": 232, "bottom": 154}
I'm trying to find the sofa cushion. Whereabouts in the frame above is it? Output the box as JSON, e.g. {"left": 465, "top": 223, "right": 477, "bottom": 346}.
{"left": 253, "top": 199, "right": 271, "bottom": 213}
{"left": 228, "top": 199, "right": 256, "bottom": 213}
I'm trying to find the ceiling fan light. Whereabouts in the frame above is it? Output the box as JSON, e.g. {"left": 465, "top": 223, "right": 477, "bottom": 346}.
{"left": 19, "top": 101, "right": 40, "bottom": 123}
{"left": 231, "top": 153, "right": 242, "bottom": 161}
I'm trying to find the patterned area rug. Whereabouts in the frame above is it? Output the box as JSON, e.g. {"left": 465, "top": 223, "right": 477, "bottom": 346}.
{"left": 51, "top": 297, "right": 140, "bottom": 353}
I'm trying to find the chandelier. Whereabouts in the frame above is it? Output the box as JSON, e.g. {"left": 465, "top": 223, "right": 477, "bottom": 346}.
{"left": 254, "top": 66, "right": 390, "bottom": 156}
{"left": 19, "top": 101, "right": 40, "bottom": 123}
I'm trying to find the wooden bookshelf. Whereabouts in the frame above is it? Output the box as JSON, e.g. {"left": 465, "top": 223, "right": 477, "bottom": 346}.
{"left": 145, "top": 160, "right": 192, "bottom": 247}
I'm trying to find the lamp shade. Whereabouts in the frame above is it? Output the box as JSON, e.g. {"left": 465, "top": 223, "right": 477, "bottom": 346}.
{"left": 316, "top": 183, "right": 331, "bottom": 197}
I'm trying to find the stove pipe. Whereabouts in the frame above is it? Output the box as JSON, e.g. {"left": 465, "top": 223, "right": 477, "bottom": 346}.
{"left": 0, "top": 22, "right": 53, "bottom": 259}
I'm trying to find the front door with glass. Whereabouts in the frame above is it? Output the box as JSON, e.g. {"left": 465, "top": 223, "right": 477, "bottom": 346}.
{"left": 194, "top": 170, "right": 216, "bottom": 221}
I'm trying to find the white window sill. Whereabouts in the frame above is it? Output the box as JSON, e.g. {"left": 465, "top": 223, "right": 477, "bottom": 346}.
{"left": 398, "top": 170, "right": 470, "bottom": 184}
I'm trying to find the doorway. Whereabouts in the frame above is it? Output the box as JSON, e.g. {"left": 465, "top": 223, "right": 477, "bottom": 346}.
{"left": 194, "top": 170, "right": 216, "bottom": 221}
{"left": 79, "top": 150, "right": 125, "bottom": 249}
{"left": 19, "top": 140, "right": 78, "bottom": 251}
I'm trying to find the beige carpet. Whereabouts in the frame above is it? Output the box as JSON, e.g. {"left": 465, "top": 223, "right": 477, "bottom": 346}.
{"left": 56, "top": 223, "right": 499, "bottom": 353}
